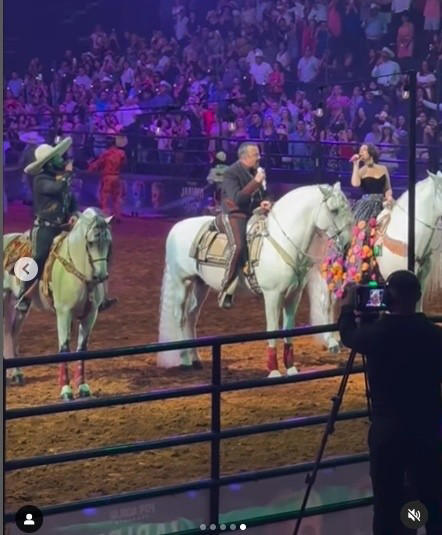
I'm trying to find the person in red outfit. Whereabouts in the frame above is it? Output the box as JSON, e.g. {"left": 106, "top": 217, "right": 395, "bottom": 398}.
{"left": 88, "top": 135, "right": 127, "bottom": 221}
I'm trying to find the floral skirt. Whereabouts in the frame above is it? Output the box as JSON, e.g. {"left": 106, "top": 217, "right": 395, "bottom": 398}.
{"left": 321, "top": 194, "right": 384, "bottom": 298}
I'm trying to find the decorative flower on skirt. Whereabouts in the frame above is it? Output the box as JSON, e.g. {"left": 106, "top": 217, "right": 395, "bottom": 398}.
{"left": 361, "top": 262, "right": 369, "bottom": 272}
{"left": 357, "top": 220, "right": 366, "bottom": 230}
{"left": 358, "top": 231, "right": 365, "bottom": 241}
{"left": 369, "top": 218, "right": 377, "bottom": 228}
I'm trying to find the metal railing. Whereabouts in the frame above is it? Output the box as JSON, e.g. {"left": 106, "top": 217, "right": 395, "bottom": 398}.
{"left": 5, "top": 316, "right": 442, "bottom": 530}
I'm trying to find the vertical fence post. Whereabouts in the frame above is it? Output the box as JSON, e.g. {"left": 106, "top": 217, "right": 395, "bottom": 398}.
{"left": 408, "top": 70, "right": 417, "bottom": 272}
{"left": 210, "top": 343, "right": 221, "bottom": 527}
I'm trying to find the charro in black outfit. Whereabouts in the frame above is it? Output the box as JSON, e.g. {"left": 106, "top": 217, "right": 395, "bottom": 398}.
{"left": 218, "top": 161, "right": 267, "bottom": 308}
{"left": 17, "top": 139, "right": 77, "bottom": 312}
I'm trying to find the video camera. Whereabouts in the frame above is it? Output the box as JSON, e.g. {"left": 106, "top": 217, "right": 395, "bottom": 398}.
{"left": 355, "top": 282, "right": 387, "bottom": 313}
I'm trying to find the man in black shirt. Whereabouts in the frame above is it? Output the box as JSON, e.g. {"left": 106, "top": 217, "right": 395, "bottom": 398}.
{"left": 339, "top": 271, "right": 442, "bottom": 534}
{"left": 218, "top": 142, "right": 270, "bottom": 309}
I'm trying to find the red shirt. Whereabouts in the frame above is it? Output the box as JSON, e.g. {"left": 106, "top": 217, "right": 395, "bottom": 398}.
{"left": 88, "top": 146, "right": 126, "bottom": 175}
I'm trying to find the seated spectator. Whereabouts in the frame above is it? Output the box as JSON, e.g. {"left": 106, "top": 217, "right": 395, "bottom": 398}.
{"left": 417, "top": 60, "right": 437, "bottom": 100}
{"left": 371, "top": 47, "right": 401, "bottom": 87}
{"left": 378, "top": 122, "right": 399, "bottom": 173}
{"left": 364, "top": 120, "right": 382, "bottom": 145}
{"left": 353, "top": 107, "right": 371, "bottom": 142}
{"left": 247, "top": 112, "right": 263, "bottom": 139}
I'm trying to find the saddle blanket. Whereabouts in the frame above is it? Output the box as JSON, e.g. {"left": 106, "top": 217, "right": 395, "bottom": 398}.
{"left": 189, "top": 213, "right": 268, "bottom": 295}
{"left": 4, "top": 232, "right": 68, "bottom": 305}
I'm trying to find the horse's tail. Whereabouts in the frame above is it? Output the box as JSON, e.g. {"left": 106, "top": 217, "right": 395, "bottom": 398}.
{"left": 424, "top": 230, "right": 442, "bottom": 303}
{"left": 157, "top": 255, "right": 184, "bottom": 368}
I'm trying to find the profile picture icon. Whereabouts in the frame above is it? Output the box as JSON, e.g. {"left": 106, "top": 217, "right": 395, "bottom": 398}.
{"left": 15, "top": 505, "right": 43, "bottom": 533}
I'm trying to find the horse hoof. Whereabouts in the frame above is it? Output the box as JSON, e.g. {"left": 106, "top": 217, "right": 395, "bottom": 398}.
{"left": 286, "top": 366, "right": 299, "bottom": 376}
{"left": 77, "top": 384, "right": 91, "bottom": 398}
{"left": 267, "top": 370, "right": 282, "bottom": 379}
{"left": 11, "top": 374, "right": 25, "bottom": 386}
{"left": 60, "top": 385, "right": 73, "bottom": 401}
{"left": 192, "top": 360, "right": 203, "bottom": 370}
{"left": 328, "top": 342, "right": 340, "bottom": 354}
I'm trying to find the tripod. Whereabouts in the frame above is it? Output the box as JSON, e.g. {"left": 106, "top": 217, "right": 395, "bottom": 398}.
{"left": 293, "top": 347, "right": 372, "bottom": 535}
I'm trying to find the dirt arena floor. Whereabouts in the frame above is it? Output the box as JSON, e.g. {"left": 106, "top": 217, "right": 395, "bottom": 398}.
{"left": 5, "top": 204, "right": 442, "bottom": 513}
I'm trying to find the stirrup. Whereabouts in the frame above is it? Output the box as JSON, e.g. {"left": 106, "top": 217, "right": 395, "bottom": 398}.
{"left": 15, "top": 295, "right": 31, "bottom": 312}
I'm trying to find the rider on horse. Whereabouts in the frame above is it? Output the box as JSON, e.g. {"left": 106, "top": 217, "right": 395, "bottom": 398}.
{"left": 16, "top": 137, "right": 78, "bottom": 313}
{"left": 218, "top": 142, "right": 272, "bottom": 309}
{"left": 16, "top": 137, "right": 116, "bottom": 313}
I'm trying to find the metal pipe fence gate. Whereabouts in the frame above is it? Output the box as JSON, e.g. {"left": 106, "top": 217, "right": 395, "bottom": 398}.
{"left": 4, "top": 317, "right": 442, "bottom": 532}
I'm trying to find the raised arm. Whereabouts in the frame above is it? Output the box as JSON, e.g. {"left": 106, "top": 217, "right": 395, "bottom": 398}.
{"left": 350, "top": 155, "right": 363, "bottom": 187}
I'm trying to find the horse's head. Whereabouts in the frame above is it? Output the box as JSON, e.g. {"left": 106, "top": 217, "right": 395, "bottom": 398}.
{"left": 317, "top": 182, "right": 353, "bottom": 252}
{"left": 77, "top": 208, "right": 114, "bottom": 284}
{"left": 428, "top": 170, "right": 442, "bottom": 219}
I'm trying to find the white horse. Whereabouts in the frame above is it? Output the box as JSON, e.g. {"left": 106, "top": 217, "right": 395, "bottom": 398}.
{"left": 3, "top": 208, "right": 113, "bottom": 400}
{"left": 308, "top": 171, "right": 442, "bottom": 340}
{"left": 158, "top": 182, "right": 353, "bottom": 377}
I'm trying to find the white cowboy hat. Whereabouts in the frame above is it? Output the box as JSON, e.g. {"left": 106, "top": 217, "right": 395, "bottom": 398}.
{"left": 381, "top": 47, "right": 395, "bottom": 59}
{"left": 19, "top": 131, "right": 45, "bottom": 145}
{"left": 24, "top": 137, "right": 72, "bottom": 176}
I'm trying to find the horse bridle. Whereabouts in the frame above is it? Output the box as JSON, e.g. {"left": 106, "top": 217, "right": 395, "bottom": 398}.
{"left": 65, "top": 219, "right": 110, "bottom": 287}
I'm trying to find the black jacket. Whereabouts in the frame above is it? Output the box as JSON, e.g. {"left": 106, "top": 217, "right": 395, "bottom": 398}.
{"left": 33, "top": 171, "right": 77, "bottom": 225}
{"left": 338, "top": 306, "right": 442, "bottom": 434}
{"left": 221, "top": 161, "right": 267, "bottom": 217}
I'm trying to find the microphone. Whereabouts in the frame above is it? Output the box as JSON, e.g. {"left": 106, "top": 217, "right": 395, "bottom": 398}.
{"left": 257, "top": 166, "right": 267, "bottom": 190}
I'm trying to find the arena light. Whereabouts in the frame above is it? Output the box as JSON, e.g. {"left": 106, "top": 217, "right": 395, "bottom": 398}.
{"left": 402, "top": 83, "right": 410, "bottom": 100}
{"left": 315, "top": 102, "right": 324, "bottom": 118}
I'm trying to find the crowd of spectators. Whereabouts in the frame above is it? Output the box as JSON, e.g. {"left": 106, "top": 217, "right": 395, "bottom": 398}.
{"left": 4, "top": 0, "right": 442, "bottom": 176}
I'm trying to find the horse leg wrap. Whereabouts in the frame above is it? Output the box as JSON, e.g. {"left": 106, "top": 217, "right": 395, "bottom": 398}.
{"left": 266, "top": 347, "right": 278, "bottom": 372}
{"left": 58, "top": 363, "right": 70, "bottom": 387}
{"left": 283, "top": 343, "right": 294, "bottom": 369}
{"left": 74, "top": 361, "right": 85, "bottom": 389}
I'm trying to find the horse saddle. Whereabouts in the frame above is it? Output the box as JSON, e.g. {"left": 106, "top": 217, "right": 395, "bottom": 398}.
{"left": 189, "top": 211, "right": 269, "bottom": 295}
{"left": 4, "top": 232, "right": 68, "bottom": 303}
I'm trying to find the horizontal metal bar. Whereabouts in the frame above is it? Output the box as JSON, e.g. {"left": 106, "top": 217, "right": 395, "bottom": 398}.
{"left": 5, "top": 432, "right": 215, "bottom": 471}
{"left": 4, "top": 323, "right": 338, "bottom": 368}
{"left": 220, "top": 409, "right": 368, "bottom": 440}
{"left": 6, "top": 410, "right": 367, "bottom": 471}
{"left": 5, "top": 384, "right": 213, "bottom": 420}
{"left": 5, "top": 316, "right": 441, "bottom": 369}
{"left": 219, "top": 452, "right": 369, "bottom": 486}
{"left": 4, "top": 479, "right": 215, "bottom": 522}
{"left": 221, "top": 364, "right": 365, "bottom": 392}
{"left": 225, "top": 497, "right": 374, "bottom": 531}
{"left": 4, "top": 453, "right": 370, "bottom": 522}
{"left": 6, "top": 364, "right": 364, "bottom": 420}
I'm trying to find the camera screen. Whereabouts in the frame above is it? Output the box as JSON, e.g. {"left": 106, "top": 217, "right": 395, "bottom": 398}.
{"left": 366, "top": 288, "right": 385, "bottom": 308}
